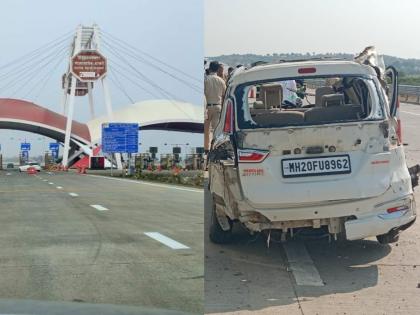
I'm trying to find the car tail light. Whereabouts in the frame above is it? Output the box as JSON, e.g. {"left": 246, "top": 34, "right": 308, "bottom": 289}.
{"left": 238, "top": 149, "right": 269, "bottom": 163}
{"left": 387, "top": 205, "right": 409, "bottom": 213}
{"left": 298, "top": 67, "right": 316, "bottom": 74}
{"left": 223, "top": 99, "right": 234, "bottom": 133}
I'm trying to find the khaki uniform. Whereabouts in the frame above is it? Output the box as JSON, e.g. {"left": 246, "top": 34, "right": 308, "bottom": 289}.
{"left": 204, "top": 74, "right": 226, "bottom": 150}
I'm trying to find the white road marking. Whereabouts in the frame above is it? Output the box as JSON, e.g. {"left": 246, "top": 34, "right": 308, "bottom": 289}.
{"left": 283, "top": 241, "right": 324, "bottom": 286}
{"left": 56, "top": 186, "right": 63, "bottom": 189}
{"left": 6, "top": 173, "right": 11, "bottom": 176}
{"left": 90, "top": 204, "right": 109, "bottom": 211}
{"left": 401, "top": 110, "right": 420, "bottom": 116}
{"left": 86, "top": 174, "right": 203, "bottom": 193}
{"left": 43, "top": 179, "right": 48, "bottom": 182}
{"left": 48, "top": 182, "right": 54, "bottom": 185}
{"left": 69, "top": 193, "right": 78, "bottom": 197}
{"left": 144, "top": 232, "right": 189, "bottom": 250}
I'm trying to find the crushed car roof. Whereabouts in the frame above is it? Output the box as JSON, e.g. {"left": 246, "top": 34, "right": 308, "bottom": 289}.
{"left": 230, "top": 60, "right": 378, "bottom": 85}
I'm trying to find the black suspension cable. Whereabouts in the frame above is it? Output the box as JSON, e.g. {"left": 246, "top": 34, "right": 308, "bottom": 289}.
{"left": 102, "top": 40, "right": 202, "bottom": 93}
{"left": 26, "top": 49, "right": 68, "bottom": 101}
{"left": 0, "top": 40, "right": 70, "bottom": 87}
{"left": 101, "top": 30, "right": 201, "bottom": 84}
{"left": 109, "top": 64, "right": 161, "bottom": 99}
{"left": 103, "top": 44, "right": 182, "bottom": 101}
{"left": 108, "top": 67, "right": 135, "bottom": 104}
{"left": 8, "top": 45, "right": 69, "bottom": 97}
{"left": 0, "top": 34, "right": 72, "bottom": 80}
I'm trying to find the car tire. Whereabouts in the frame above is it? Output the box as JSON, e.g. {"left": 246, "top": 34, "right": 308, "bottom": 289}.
{"left": 209, "top": 202, "right": 233, "bottom": 244}
{"left": 376, "top": 230, "right": 400, "bottom": 244}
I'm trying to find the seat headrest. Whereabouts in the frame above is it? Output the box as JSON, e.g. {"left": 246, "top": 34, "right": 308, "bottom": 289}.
{"left": 253, "top": 101, "right": 265, "bottom": 109}
{"left": 321, "top": 94, "right": 344, "bottom": 107}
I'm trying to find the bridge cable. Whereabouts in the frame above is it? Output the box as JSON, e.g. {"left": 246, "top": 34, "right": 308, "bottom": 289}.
{"left": 101, "top": 30, "right": 201, "bottom": 84}
{"left": 0, "top": 35, "right": 72, "bottom": 81}
{"left": 108, "top": 66, "right": 135, "bottom": 104}
{"left": 0, "top": 30, "right": 72, "bottom": 72}
{"left": 6, "top": 45, "right": 69, "bottom": 97}
{"left": 26, "top": 49, "right": 69, "bottom": 101}
{"left": 101, "top": 39, "right": 202, "bottom": 93}
{"left": 102, "top": 44, "right": 182, "bottom": 101}
{"left": 103, "top": 48, "right": 196, "bottom": 119}
{"left": 0, "top": 41, "right": 70, "bottom": 93}
{"left": 109, "top": 63, "right": 161, "bottom": 99}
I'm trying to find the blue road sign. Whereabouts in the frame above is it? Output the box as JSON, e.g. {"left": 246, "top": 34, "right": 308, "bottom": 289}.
{"left": 49, "top": 143, "right": 59, "bottom": 151}
{"left": 102, "top": 123, "right": 139, "bottom": 153}
{"left": 21, "top": 143, "right": 31, "bottom": 151}
{"left": 51, "top": 150, "right": 59, "bottom": 159}
{"left": 21, "top": 150, "right": 29, "bottom": 161}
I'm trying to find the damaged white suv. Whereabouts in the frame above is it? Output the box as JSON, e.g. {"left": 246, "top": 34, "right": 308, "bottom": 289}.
{"left": 208, "top": 50, "right": 417, "bottom": 245}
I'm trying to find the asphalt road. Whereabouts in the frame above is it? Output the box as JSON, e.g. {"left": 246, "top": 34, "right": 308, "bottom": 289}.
{"left": 205, "top": 102, "right": 420, "bottom": 315}
{"left": 0, "top": 170, "right": 203, "bottom": 314}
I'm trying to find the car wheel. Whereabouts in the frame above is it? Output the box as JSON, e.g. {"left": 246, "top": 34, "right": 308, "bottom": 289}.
{"left": 209, "top": 201, "right": 233, "bottom": 244}
{"left": 376, "top": 230, "right": 400, "bottom": 244}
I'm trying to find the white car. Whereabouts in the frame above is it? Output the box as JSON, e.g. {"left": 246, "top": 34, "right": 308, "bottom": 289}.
{"left": 208, "top": 49, "right": 417, "bottom": 245}
{"left": 19, "top": 162, "right": 41, "bottom": 172}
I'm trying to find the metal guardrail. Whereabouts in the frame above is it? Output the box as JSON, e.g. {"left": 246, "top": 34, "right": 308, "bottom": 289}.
{"left": 304, "top": 79, "right": 420, "bottom": 104}
{"left": 400, "top": 85, "right": 420, "bottom": 96}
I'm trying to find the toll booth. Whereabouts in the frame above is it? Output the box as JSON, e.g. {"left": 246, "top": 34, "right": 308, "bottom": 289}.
{"left": 173, "top": 147, "right": 182, "bottom": 166}
{"left": 90, "top": 156, "right": 105, "bottom": 169}
{"left": 44, "top": 152, "right": 54, "bottom": 169}
{"left": 184, "top": 153, "right": 205, "bottom": 170}
{"left": 149, "top": 147, "right": 158, "bottom": 161}
{"left": 159, "top": 154, "right": 173, "bottom": 170}
{"left": 134, "top": 153, "right": 153, "bottom": 171}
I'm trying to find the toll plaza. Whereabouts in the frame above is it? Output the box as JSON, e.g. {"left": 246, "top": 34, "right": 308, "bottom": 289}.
{"left": 0, "top": 22, "right": 203, "bottom": 314}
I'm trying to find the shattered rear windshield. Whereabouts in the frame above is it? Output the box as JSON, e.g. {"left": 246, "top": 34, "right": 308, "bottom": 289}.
{"left": 234, "top": 75, "right": 385, "bottom": 129}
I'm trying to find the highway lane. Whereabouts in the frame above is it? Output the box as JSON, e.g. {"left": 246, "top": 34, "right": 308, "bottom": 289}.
{"left": 0, "top": 170, "right": 203, "bottom": 314}
{"left": 205, "top": 102, "right": 420, "bottom": 315}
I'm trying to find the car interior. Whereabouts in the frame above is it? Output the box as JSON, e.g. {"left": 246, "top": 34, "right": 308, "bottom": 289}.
{"left": 247, "top": 77, "right": 373, "bottom": 127}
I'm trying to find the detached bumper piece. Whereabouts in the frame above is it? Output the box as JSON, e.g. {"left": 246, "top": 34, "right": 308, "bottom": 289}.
{"left": 409, "top": 164, "right": 420, "bottom": 188}
{"left": 345, "top": 196, "right": 416, "bottom": 241}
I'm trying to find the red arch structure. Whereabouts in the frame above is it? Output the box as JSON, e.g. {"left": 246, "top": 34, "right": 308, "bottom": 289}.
{"left": 0, "top": 98, "right": 91, "bottom": 145}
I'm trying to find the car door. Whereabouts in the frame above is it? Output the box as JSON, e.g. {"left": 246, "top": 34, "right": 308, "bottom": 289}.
{"left": 209, "top": 98, "right": 236, "bottom": 203}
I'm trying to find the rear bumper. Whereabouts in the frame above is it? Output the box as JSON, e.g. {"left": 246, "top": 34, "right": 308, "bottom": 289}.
{"left": 345, "top": 197, "right": 416, "bottom": 240}
{"left": 237, "top": 193, "right": 416, "bottom": 240}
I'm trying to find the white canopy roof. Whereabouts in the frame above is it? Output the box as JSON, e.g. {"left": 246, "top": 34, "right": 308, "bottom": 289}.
{"left": 87, "top": 99, "right": 203, "bottom": 141}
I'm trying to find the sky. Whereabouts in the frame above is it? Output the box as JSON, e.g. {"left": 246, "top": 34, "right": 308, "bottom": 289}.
{"left": 0, "top": 0, "right": 203, "bottom": 158}
{"left": 205, "top": 0, "right": 420, "bottom": 59}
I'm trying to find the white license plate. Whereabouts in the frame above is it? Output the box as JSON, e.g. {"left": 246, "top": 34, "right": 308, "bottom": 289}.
{"left": 282, "top": 155, "right": 351, "bottom": 178}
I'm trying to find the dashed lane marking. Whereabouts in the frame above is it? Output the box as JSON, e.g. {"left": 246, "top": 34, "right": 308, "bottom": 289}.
{"left": 144, "top": 232, "right": 189, "bottom": 250}
{"left": 48, "top": 182, "right": 54, "bottom": 185}
{"left": 69, "top": 193, "right": 78, "bottom": 197}
{"left": 283, "top": 240, "right": 324, "bottom": 286}
{"left": 90, "top": 204, "right": 109, "bottom": 211}
{"left": 56, "top": 186, "right": 63, "bottom": 189}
